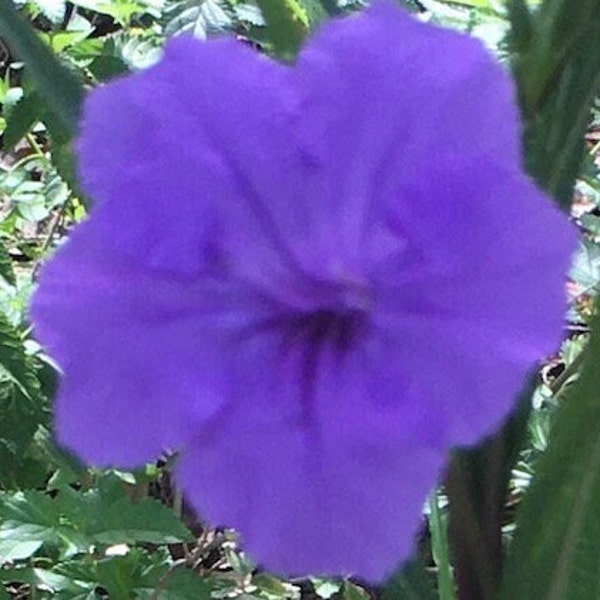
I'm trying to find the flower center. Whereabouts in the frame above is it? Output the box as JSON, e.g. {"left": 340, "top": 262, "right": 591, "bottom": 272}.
{"left": 284, "top": 306, "right": 368, "bottom": 356}
{"left": 280, "top": 304, "right": 368, "bottom": 428}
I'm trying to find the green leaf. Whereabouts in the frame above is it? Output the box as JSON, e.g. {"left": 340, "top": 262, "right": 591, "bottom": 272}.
{"left": 0, "top": 481, "right": 193, "bottom": 562}
{"left": 0, "top": 243, "right": 15, "bottom": 287}
{"left": 507, "top": 0, "right": 600, "bottom": 208}
{"left": 316, "top": 0, "right": 343, "bottom": 17}
{"left": 0, "top": 490, "right": 78, "bottom": 562}
{"left": 342, "top": 580, "right": 370, "bottom": 600}
{"left": 0, "top": 314, "right": 46, "bottom": 488}
{"left": 298, "top": 0, "right": 328, "bottom": 27}
{"left": 53, "top": 550, "right": 212, "bottom": 599}
{"left": 0, "top": 565, "right": 91, "bottom": 596}
{"left": 501, "top": 315, "right": 600, "bottom": 599}
{"left": 427, "top": 491, "right": 455, "bottom": 600}
{"left": 570, "top": 237, "right": 600, "bottom": 291}
{"left": 163, "top": 0, "right": 233, "bottom": 38}
{"left": 446, "top": 378, "right": 534, "bottom": 600}
{"left": 71, "top": 0, "right": 162, "bottom": 23}
{"left": 439, "top": 0, "right": 492, "bottom": 6}
{"left": 382, "top": 560, "right": 437, "bottom": 600}
{"left": 256, "top": 0, "right": 310, "bottom": 59}
{"left": 0, "top": 312, "right": 39, "bottom": 400}
{"left": 136, "top": 566, "right": 213, "bottom": 599}
{"left": 0, "top": 403, "right": 46, "bottom": 490}
{"left": 84, "top": 496, "right": 193, "bottom": 545}
{"left": 1, "top": 92, "right": 44, "bottom": 151}
{"left": 0, "top": 0, "right": 84, "bottom": 138}
{"left": 28, "top": 0, "right": 67, "bottom": 23}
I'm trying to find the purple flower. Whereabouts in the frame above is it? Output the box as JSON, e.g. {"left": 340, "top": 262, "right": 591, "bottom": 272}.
{"left": 31, "top": 1, "right": 575, "bottom": 581}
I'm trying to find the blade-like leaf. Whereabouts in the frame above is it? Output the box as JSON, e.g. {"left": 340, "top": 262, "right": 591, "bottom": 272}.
{"left": 501, "top": 315, "right": 600, "bottom": 599}
{"left": 0, "top": 0, "right": 84, "bottom": 137}
{"left": 446, "top": 378, "right": 534, "bottom": 600}
{"left": 507, "top": 0, "right": 600, "bottom": 208}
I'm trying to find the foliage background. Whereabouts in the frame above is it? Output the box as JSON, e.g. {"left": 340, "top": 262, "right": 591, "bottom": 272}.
{"left": 0, "top": 0, "right": 600, "bottom": 598}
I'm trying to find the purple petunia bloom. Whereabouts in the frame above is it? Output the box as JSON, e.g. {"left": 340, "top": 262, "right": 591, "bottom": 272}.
{"left": 31, "top": 1, "right": 576, "bottom": 581}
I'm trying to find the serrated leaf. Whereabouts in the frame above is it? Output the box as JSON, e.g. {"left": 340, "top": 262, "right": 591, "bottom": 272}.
{"left": 0, "top": 315, "right": 46, "bottom": 488}
{"left": 0, "top": 478, "right": 194, "bottom": 552}
{"left": 139, "top": 567, "right": 213, "bottom": 599}
{"left": 570, "top": 238, "right": 600, "bottom": 291}
{"left": 0, "top": 398, "right": 45, "bottom": 489}
{"left": 0, "top": 312, "right": 39, "bottom": 399}
{"left": 55, "top": 551, "right": 212, "bottom": 599}
{"left": 71, "top": 0, "right": 163, "bottom": 22}
{"left": 28, "top": 0, "right": 66, "bottom": 22}
{"left": 163, "top": 0, "right": 232, "bottom": 38}
{"left": 1, "top": 92, "right": 44, "bottom": 151}
{"left": 0, "top": 490, "right": 81, "bottom": 563}
{"left": 85, "top": 496, "right": 193, "bottom": 545}
{"left": 501, "top": 314, "right": 600, "bottom": 599}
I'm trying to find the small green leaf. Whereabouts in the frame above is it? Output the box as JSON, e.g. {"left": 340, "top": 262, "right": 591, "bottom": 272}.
{"left": 163, "top": 0, "right": 233, "bottom": 38}
{"left": 382, "top": 560, "right": 437, "bottom": 600}
{"left": 444, "top": 0, "right": 491, "bottom": 7}
{"left": 138, "top": 566, "right": 213, "bottom": 599}
{"left": 0, "top": 565, "right": 87, "bottom": 595}
{"left": 311, "top": 578, "right": 341, "bottom": 599}
{"left": 0, "top": 243, "right": 16, "bottom": 287}
{"left": 2, "top": 92, "right": 44, "bottom": 151}
{"left": 342, "top": 580, "right": 370, "bottom": 600}
{"left": 0, "top": 312, "right": 39, "bottom": 399}
{"left": 297, "top": 0, "right": 328, "bottom": 27}
{"left": 256, "top": 0, "right": 309, "bottom": 59}
{"left": 0, "top": 490, "right": 73, "bottom": 562}
{"left": 28, "top": 0, "right": 66, "bottom": 23}
{"left": 85, "top": 496, "right": 193, "bottom": 545}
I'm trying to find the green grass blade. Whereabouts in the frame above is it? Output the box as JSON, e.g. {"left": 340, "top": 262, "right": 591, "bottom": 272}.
{"left": 428, "top": 491, "right": 455, "bottom": 600}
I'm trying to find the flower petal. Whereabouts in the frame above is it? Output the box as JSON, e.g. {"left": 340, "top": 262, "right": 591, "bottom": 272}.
{"left": 176, "top": 333, "right": 446, "bottom": 580}
{"left": 31, "top": 222, "right": 264, "bottom": 466}
{"left": 77, "top": 36, "right": 315, "bottom": 290}
{"left": 292, "top": 1, "right": 520, "bottom": 265}
{"left": 371, "top": 161, "right": 576, "bottom": 444}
